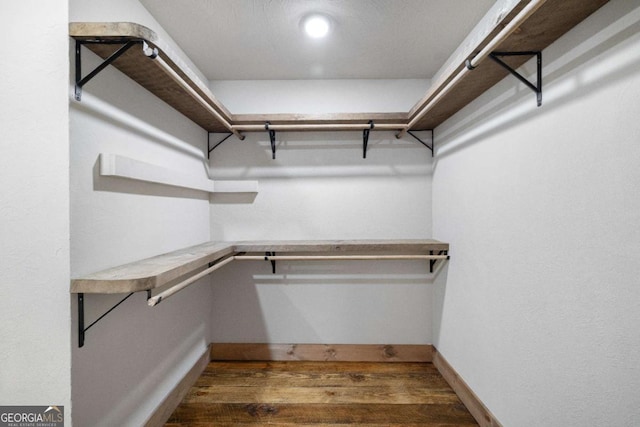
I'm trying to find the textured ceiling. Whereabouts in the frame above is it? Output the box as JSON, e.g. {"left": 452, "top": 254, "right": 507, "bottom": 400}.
{"left": 139, "top": 0, "right": 495, "bottom": 80}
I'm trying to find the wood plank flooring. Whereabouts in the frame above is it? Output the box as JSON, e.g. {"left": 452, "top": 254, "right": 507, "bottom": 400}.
{"left": 166, "top": 361, "right": 478, "bottom": 426}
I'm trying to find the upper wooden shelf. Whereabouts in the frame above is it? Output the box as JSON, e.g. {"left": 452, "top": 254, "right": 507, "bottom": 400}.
{"left": 71, "top": 22, "right": 235, "bottom": 133}
{"left": 70, "top": 0, "right": 608, "bottom": 135}
{"left": 408, "top": 0, "right": 609, "bottom": 130}
{"left": 71, "top": 239, "right": 449, "bottom": 294}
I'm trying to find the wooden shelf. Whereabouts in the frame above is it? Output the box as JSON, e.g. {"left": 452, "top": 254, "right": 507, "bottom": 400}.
{"left": 233, "top": 239, "right": 448, "bottom": 254}
{"left": 73, "top": 239, "right": 449, "bottom": 346}
{"left": 409, "top": 0, "right": 610, "bottom": 130}
{"left": 71, "top": 241, "right": 234, "bottom": 294}
{"left": 71, "top": 22, "right": 234, "bottom": 133}
{"left": 69, "top": 0, "right": 608, "bottom": 136}
{"left": 71, "top": 239, "right": 449, "bottom": 294}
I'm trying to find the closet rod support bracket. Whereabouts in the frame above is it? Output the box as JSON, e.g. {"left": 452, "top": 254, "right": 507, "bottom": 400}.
{"left": 363, "top": 120, "right": 374, "bottom": 159}
{"left": 429, "top": 250, "right": 449, "bottom": 273}
{"left": 77, "top": 291, "right": 135, "bottom": 348}
{"left": 265, "top": 252, "right": 276, "bottom": 274}
{"left": 74, "top": 40, "right": 140, "bottom": 101}
{"left": 208, "top": 132, "right": 233, "bottom": 159}
{"left": 407, "top": 130, "right": 434, "bottom": 157}
{"left": 265, "top": 122, "right": 277, "bottom": 159}
{"left": 489, "top": 51, "right": 542, "bottom": 106}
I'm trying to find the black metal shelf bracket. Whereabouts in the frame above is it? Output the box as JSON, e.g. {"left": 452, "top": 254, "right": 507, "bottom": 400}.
{"left": 363, "top": 120, "right": 374, "bottom": 159}
{"left": 265, "top": 252, "right": 276, "bottom": 273}
{"left": 77, "top": 292, "right": 135, "bottom": 348}
{"left": 207, "top": 132, "right": 233, "bottom": 159}
{"left": 265, "top": 122, "right": 277, "bottom": 159}
{"left": 407, "top": 130, "right": 434, "bottom": 157}
{"left": 489, "top": 51, "right": 542, "bottom": 107}
{"left": 261, "top": 119, "right": 379, "bottom": 159}
{"left": 429, "top": 250, "right": 450, "bottom": 273}
{"left": 74, "top": 40, "right": 140, "bottom": 101}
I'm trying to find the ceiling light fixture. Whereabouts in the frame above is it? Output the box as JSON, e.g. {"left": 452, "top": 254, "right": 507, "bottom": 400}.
{"left": 303, "top": 14, "right": 331, "bottom": 39}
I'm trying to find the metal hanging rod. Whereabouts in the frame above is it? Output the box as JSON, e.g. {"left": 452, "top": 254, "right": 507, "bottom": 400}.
{"left": 149, "top": 251, "right": 451, "bottom": 305}
{"left": 147, "top": 255, "right": 235, "bottom": 306}
{"left": 235, "top": 254, "right": 450, "bottom": 261}
{"left": 397, "top": 0, "right": 548, "bottom": 139}
{"left": 232, "top": 123, "right": 405, "bottom": 132}
{"left": 235, "top": 252, "right": 451, "bottom": 275}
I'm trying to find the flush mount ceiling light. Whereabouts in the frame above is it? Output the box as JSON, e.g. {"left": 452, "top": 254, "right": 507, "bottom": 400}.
{"left": 302, "top": 14, "right": 331, "bottom": 39}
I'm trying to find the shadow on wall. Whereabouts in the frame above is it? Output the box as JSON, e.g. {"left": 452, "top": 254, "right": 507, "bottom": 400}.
{"left": 431, "top": 262, "right": 450, "bottom": 347}
{"left": 433, "top": 2, "right": 640, "bottom": 165}
{"left": 72, "top": 91, "right": 206, "bottom": 162}
{"left": 91, "top": 157, "right": 209, "bottom": 200}
{"left": 210, "top": 192, "right": 258, "bottom": 204}
{"left": 210, "top": 259, "right": 446, "bottom": 345}
{"left": 71, "top": 287, "right": 211, "bottom": 427}
{"left": 210, "top": 261, "right": 271, "bottom": 343}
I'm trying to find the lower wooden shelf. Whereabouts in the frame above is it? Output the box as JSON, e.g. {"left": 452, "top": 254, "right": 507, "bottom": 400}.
{"left": 71, "top": 239, "right": 449, "bottom": 295}
{"left": 73, "top": 239, "right": 449, "bottom": 347}
{"left": 71, "top": 241, "right": 234, "bottom": 294}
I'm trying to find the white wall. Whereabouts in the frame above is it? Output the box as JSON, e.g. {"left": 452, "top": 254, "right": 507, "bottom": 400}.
{"left": 209, "top": 105, "right": 434, "bottom": 343}
{"left": 69, "top": 0, "right": 214, "bottom": 425}
{"left": 0, "top": 0, "right": 71, "bottom": 419}
{"left": 432, "top": 1, "right": 640, "bottom": 426}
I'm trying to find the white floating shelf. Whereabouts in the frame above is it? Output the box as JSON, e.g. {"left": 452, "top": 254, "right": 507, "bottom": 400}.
{"left": 99, "top": 153, "right": 258, "bottom": 194}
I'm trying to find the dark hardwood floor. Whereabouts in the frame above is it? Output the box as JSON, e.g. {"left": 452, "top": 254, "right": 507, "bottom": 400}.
{"left": 166, "top": 361, "right": 478, "bottom": 426}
